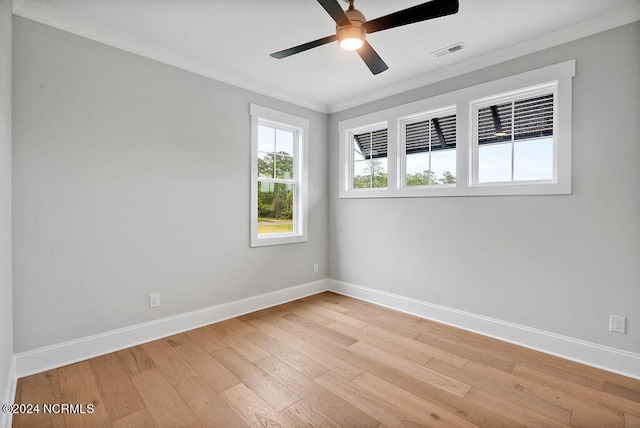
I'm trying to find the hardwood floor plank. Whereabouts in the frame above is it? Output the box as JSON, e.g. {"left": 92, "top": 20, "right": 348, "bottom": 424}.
{"left": 314, "top": 293, "right": 385, "bottom": 317}
{"left": 216, "top": 317, "right": 258, "bottom": 336}
{"left": 25, "top": 414, "right": 66, "bottom": 428}
{"left": 213, "top": 347, "right": 299, "bottom": 412}
{"left": 255, "top": 312, "right": 307, "bottom": 334}
{"left": 281, "top": 400, "right": 342, "bottom": 428}
{"left": 164, "top": 333, "right": 192, "bottom": 348}
{"left": 219, "top": 383, "right": 290, "bottom": 428}
{"left": 184, "top": 325, "right": 228, "bottom": 353}
{"left": 463, "top": 388, "right": 567, "bottom": 427}
{"left": 300, "top": 300, "right": 370, "bottom": 329}
{"left": 415, "top": 333, "right": 516, "bottom": 372}
{"left": 427, "top": 358, "right": 572, "bottom": 424}
{"left": 513, "top": 364, "right": 637, "bottom": 417}
{"left": 174, "top": 377, "right": 249, "bottom": 427}
{"left": 303, "top": 293, "right": 355, "bottom": 314}
{"left": 286, "top": 313, "right": 359, "bottom": 348}
{"left": 13, "top": 369, "right": 62, "bottom": 427}
{"left": 319, "top": 320, "right": 433, "bottom": 366}
{"left": 465, "top": 359, "right": 623, "bottom": 427}
{"left": 247, "top": 317, "right": 364, "bottom": 380}
{"left": 111, "top": 409, "right": 156, "bottom": 428}
{"left": 89, "top": 353, "right": 146, "bottom": 422}
{"left": 366, "top": 313, "right": 423, "bottom": 339}
{"left": 130, "top": 368, "right": 198, "bottom": 427}
{"left": 605, "top": 381, "right": 640, "bottom": 403}
{"left": 282, "top": 299, "right": 336, "bottom": 325}
{"left": 352, "top": 371, "right": 478, "bottom": 428}
{"left": 462, "top": 335, "right": 607, "bottom": 391}
{"left": 57, "top": 361, "right": 111, "bottom": 428}
{"left": 625, "top": 412, "right": 640, "bottom": 427}
{"left": 172, "top": 341, "right": 241, "bottom": 393}
{"left": 245, "top": 330, "right": 329, "bottom": 379}
{"left": 117, "top": 345, "right": 156, "bottom": 375}
{"left": 142, "top": 338, "right": 198, "bottom": 386}
{"left": 256, "top": 355, "right": 379, "bottom": 428}
{"left": 315, "top": 370, "right": 443, "bottom": 427}
{"left": 211, "top": 324, "right": 271, "bottom": 363}
{"left": 365, "top": 324, "right": 469, "bottom": 367}
{"left": 349, "top": 340, "right": 471, "bottom": 397}
{"left": 303, "top": 328, "right": 522, "bottom": 427}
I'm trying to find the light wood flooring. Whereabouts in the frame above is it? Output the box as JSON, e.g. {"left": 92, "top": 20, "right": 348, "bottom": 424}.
{"left": 12, "top": 292, "right": 640, "bottom": 427}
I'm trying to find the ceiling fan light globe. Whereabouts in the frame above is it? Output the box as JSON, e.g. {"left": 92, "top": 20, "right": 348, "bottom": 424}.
{"left": 337, "top": 26, "right": 365, "bottom": 51}
{"left": 340, "top": 37, "right": 363, "bottom": 50}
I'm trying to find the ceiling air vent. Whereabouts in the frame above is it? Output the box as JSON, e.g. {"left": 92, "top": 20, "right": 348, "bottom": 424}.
{"left": 432, "top": 42, "right": 466, "bottom": 58}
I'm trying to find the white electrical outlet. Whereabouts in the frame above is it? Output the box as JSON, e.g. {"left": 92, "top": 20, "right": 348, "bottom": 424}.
{"left": 610, "top": 315, "right": 626, "bottom": 334}
{"left": 313, "top": 263, "right": 319, "bottom": 273}
{"left": 149, "top": 293, "right": 160, "bottom": 308}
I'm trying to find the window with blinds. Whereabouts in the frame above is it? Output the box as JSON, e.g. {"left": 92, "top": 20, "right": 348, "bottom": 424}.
{"left": 339, "top": 59, "right": 573, "bottom": 197}
{"left": 474, "top": 87, "right": 556, "bottom": 184}
{"left": 403, "top": 111, "right": 456, "bottom": 186}
{"left": 352, "top": 126, "right": 388, "bottom": 189}
{"left": 477, "top": 93, "right": 554, "bottom": 146}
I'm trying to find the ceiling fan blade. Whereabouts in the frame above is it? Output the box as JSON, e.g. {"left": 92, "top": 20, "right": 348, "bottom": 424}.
{"left": 357, "top": 41, "right": 388, "bottom": 75}
{"left": 270, "top": 35, "right": 338, "bottom": 59}
{"left": 363, "top": 0, "right": 459, "bottom": 34}
{"left": 316, "top": 0, "right": 352, "bottom": 26}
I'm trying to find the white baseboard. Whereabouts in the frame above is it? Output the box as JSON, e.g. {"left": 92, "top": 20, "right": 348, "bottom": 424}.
{"left": 13, "top": 277, "right": 640, "bottom": 382}
{"left": 328, "top": 279, "right": 640, "bottom": 380}
{"left": 15, "top": 279, "right": 329, "bottom": 378}
{"left": 1, "top": 356, "right": 16, "bottom": 428}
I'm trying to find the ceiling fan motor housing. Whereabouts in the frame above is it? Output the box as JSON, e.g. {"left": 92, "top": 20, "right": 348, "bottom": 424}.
{"left": 336, "top": 7, "right": 366, "bottom": 50}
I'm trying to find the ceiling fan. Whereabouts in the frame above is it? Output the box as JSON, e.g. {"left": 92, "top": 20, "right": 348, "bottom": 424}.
{"left": 270, "top": 0, "right": 460, "bottom": 75}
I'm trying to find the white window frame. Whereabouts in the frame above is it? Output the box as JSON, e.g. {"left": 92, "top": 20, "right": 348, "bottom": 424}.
{"left": 338, "top": 60, "right": 575, "bottom": 198}
{"left": 250, "top": 104, "right": 308, "bottom": 247}
{"left": 469, "top": 82, "right": 560, "bottom": 193}
{"left": 345, "top": 121, "right": 389, "bottom": 193}
{"left": 399, "top": 105, "right": 457, "bottom": 190}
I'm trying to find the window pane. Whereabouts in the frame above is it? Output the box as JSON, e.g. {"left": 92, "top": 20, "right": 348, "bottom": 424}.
{"left": 258, "top": 152, "right": 274, "bottom": 178}
{"left": 353, "top": 138, "right": 365, "bottom": 161}
{"left": 258, "top": 125, "right": 275, "bottom": 153}
{"left": 404, "top": 113, "right": 456, "bottom": 187}
{"left": 257, "top": 182, "right": 294, "bottom": 235}
{"left": 514, "top": 138, "right": 553, "bottom": 181}
{"left": 406, "top": 152, "right": 432, "bottom": 186}
{"left": 479, "top": 143, "right": 512, "bottom": 183}
{"left": 352, "top": 128, "right": 388, "bottom": 189}
{"left": 275, "top": 154, "right": 294, "bottom": 180}
{"left": 276, "top": 129, "right": 294, "bottom": 156}
{"left": 371, "top": 158, "right": 387, "bottom": 188}
{"left": 431, "top": 149, "right": 457, "bottom": 184}
{"left": 353, "top": 160, "right": 369, "bottom": 189}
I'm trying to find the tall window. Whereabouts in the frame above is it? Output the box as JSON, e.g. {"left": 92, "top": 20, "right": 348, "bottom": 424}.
{"left": 250, "top": 104, "right": 308, "bottom": 247}
{"left": 473, "top": 85, "right": 556, "bottom": 184}
{"left": 401, "top": 109, "right": 456, "bottom": 187}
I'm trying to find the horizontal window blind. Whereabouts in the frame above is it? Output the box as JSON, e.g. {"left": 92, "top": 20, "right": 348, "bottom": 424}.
{"left": 354, "top": 128, "right": 388, "bottom": 159}
{"left": 478, "top": 93, "right": 554, "bottom": 145}
{"left": 405, "top": 114, "right": 456, "bottom": 154}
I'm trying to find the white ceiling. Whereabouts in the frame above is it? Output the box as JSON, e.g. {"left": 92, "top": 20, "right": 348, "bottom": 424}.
{"left": 12, "top": 0, "right": 640, "bottom": 113}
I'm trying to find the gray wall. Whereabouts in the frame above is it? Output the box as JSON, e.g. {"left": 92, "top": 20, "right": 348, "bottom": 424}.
{"left": 329, "top": 22, "right": 640, "bottom": 353}
{"left": 0, "top": 0, "right": 14, "bottom": 399}
{"left": 12, "top": 17, "right": 329, "bottom": 353}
